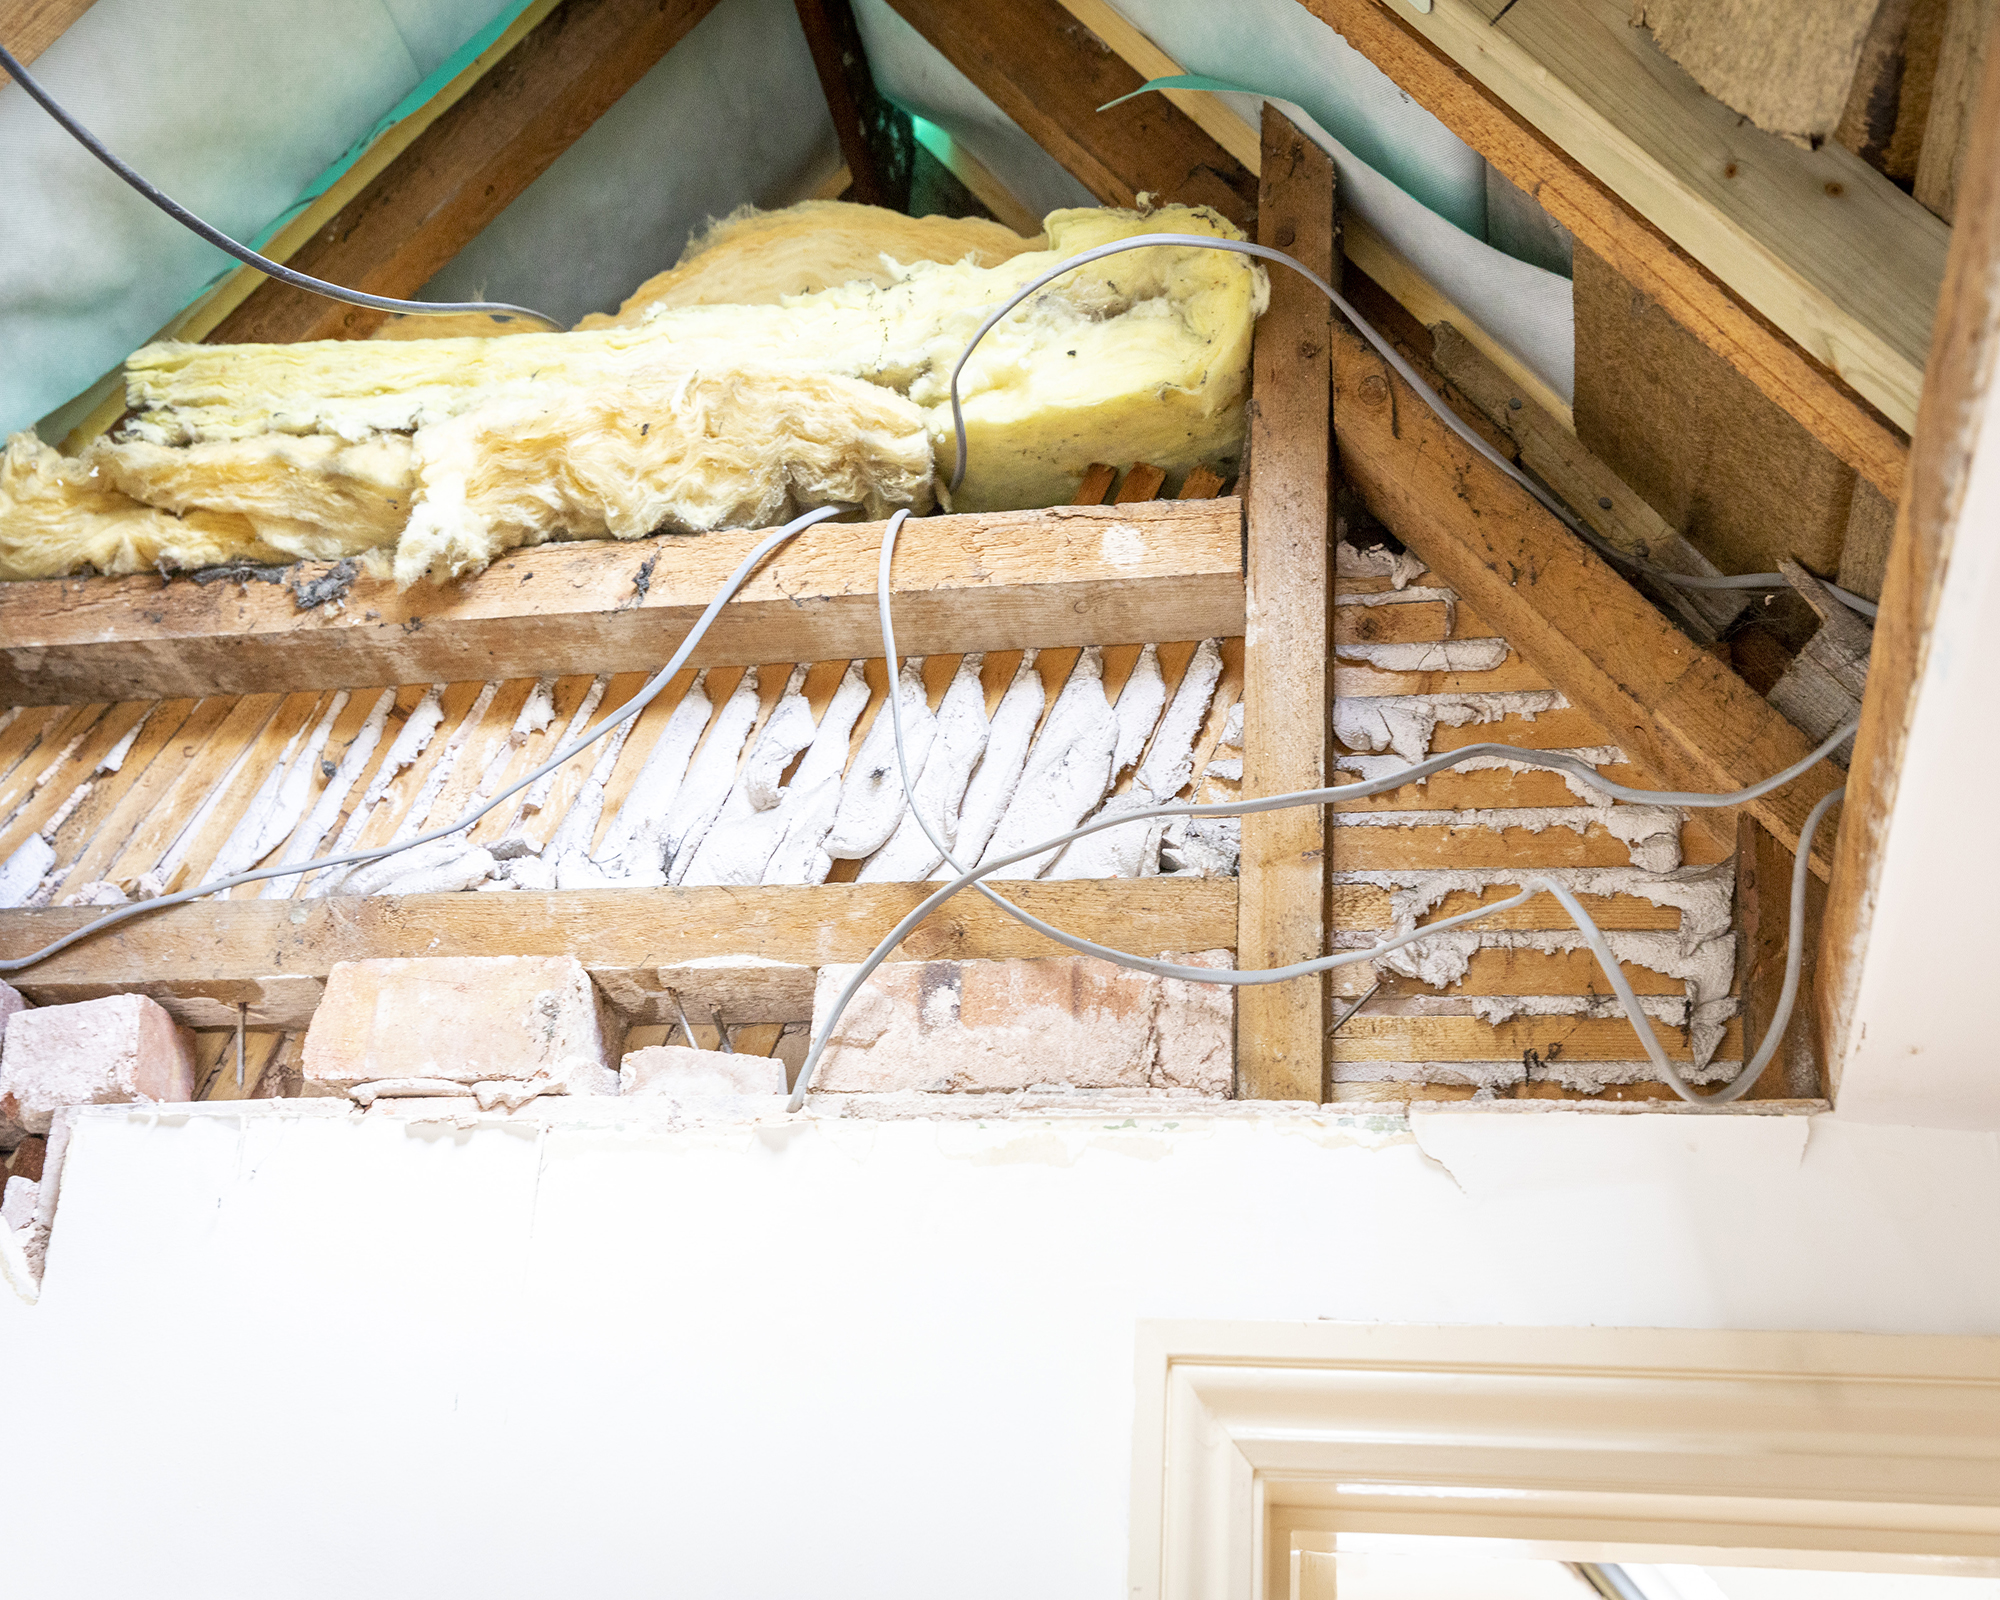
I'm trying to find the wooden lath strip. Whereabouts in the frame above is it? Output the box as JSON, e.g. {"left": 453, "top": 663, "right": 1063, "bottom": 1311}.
{"left": 0, "top": 499, "right": 1244, "bottom": 706}
{"left": 203, "top": 0, "right": 725, "bottom": 345}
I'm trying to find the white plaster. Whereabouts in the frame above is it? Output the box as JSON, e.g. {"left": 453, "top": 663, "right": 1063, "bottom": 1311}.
{"left": 1331, "top": 805, "right": 1684, "bottom": 872}
{"left": 1334, "top": 746, "right": 1627, "bottom": 805}
{"left": 1334, "top": 692, "right": 1568, "bottom": 765}
{"left": 1051, "top": 639, "right": 1224, "bottom": 880}
{"left": 982, "top": 648, "right": 1118, "bottom": 879}
{"left": 1336, "top": 637, "right": 1511, "bottom": 673}
{"left": 593, "top": 672, "right": 714, "bottom": 885}
{"left": 663, "top": 669, "right": 761, "bottom": 885}
{"left": 262, "top": 688, "right": 392, "bottom": 898}
{"left": 861, "top": 654, "right": 989, "bottom": 882}
{"left": 825, "top": 660, "right": 934, "bottom": 862}
{"left": 209, "top": 691, "right": 349, "bottom": 882}
{"left": 680, "top": 666, "right": 818, "bottom": 887}
{"left": 3, "top": 1104, "right": 1995, "bottom": 1593}
{"left": 0, "top": 834, "right": 55, "bottom": 909}
{"left": 762, "top": 664, "right": 873, "bottom": 887}
{"left": 1335, "top": 541, "right": 1429, "bottom": 588}
{"left": 305, "top": 685, "right": 446, "bottom": 895}
{"left": 940, "top": 651, "right": 1044, "bottom": 877}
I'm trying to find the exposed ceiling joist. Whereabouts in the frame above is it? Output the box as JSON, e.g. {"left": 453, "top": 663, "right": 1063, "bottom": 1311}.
{"left": 205, "top": 0, "right": 725, "bottom": 345}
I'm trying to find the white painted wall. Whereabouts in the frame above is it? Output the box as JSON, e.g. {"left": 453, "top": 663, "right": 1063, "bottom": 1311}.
{"left": 1, "top": 1103, "right": 1994, "bottom": 1595}
{"left": 1837, "top": 340, "right": 2000, "bottom": 1130}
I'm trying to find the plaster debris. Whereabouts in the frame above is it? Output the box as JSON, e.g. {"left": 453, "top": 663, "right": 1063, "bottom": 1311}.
{"left": 1160, "top": 815, "right": 1240, "bottom": 877}
{"left": 826, "top": 661, "right": 936, "bottom": 862}
{"left": 982, "top": 647, "right": 1117, "bottom": 879}
{"left": 60, "top": 880, "right": 130, "bottom": 907}
{"left": 0, "top": 994, "right": 196, "bottom": 1134}
{"left": 681, "top": 666, "right": 819, "bottom": 886}
{"left": 0, "top": 835, "right": 55, "bottom": 909}
{"left": 940, "top": 651, "right": 1044, "bottom": 877}
{"left": 209, "top": 691, "right": 350, "bottom": 881}
{"left": 663, "top": 668, "right": 762, "bottom": 883}
{"left": 0, "top": 1174, "right": 35, "bottom": 1231}
{"left": 861, "top": 654, "right": 990, "bottom": 881}
{"left": 334, "top": 836, "right": 498, "bottom": 898}
{"left": 1052, "top": 638, "right": 1224, "bottom": 880}
{"left": 1334, "top": 541, "right": 1428, "bottom": 588}
{"left": 1334, "top": 691, "right": 1568, "bottom": 764}
{"left": 543, "top": 700, "right": 639, "bottom": 887}
{"left": 1336, "top": 638, "right": 1510, "bottom": 673}
{"left": 1332, "top": 805, "right": 1684, "bottom": 873}
{"left": 622, "top": 1043, "right": 785, "bottom": 1104}
{"left": 592, "top": 673, "right": 713, "bottom": 884}
{"left": 262, "top": 688, "right": 393, "bottom": 896}
{"left": 811, "top": 950, "right": 1233, "bottom": 1094}
{"left": 306, "top": 685, "right": 446, "bottom": 893}
{"left": 760, "top": 663, "right": 872, "bottom": 886}
{"left": 1334, "top": 745, "right": 1626, "bottom": 805}
{"left": 1335, "top": 585, "right": 1459, "bottom": 610}
{"left": 517, "top": 676, "right": 608, "bottom": 838}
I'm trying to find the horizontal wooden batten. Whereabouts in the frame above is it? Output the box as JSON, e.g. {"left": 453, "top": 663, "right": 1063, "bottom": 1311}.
{"left": 0, "top": 500, "right": 1243, "bottom": 705}
{"left": 0, "top": 877, "right": 1237, "bottom": 1029}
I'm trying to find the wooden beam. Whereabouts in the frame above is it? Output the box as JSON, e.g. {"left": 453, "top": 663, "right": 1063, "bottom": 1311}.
{"left": 879, "top": 0, "right": 1258, "bottom": 230}
{"left": 1290, "top": 0, "right": 1922, "bottom": 501}
{"left": 0, "top": 877, "right": 1237, "bottom": 1029}
{"left": 1817, "top": 35, "right": 2000, "bottom": 1083}
{"left": 0, "top": 499, "right": 1242, "bottom": 705}
{"left": 793, "top": 0, "right": 913, "bottom": 211}
{"left": 1236, "top": 107, "right": 1333, "bottom": 1103}
{"left": 204, "top": 0, "right": 723, "bottom": 345}
{"left": 0, "top": 0, "right": 95, "bottom": 66}
{"left": 1429, "top": 320, "right": 1748, "bottom": 642}
{"left": 1331, "top": 318, "right": 1845, "bottom": 877}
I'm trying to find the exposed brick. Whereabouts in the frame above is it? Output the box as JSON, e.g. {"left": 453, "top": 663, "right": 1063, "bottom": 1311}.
{"left": 303, "top": 957, "right": 617, "bottom": 1098}
{"left": 0, "top": 979, "right": 30, "bottom": 1151}
{"left": 0, "top": 994, "right": 196, "bottom": 1134}
{"left": 622, "top": 1044, "right": 784, "bottom": 1100}
{"left": 810, "top": 951, "right": 1234, "bottom": 1094}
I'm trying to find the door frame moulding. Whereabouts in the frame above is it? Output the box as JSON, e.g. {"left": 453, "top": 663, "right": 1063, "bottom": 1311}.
{"left": 1129, "top": 1319, "right": 2000, "bottom": 1600}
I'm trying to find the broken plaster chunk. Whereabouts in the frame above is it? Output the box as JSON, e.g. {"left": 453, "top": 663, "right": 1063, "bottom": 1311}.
{"left": 809, "top": 950, "right": 1234, "bottom": 1095}
{"left": 303, "top": 956, "right": 617, "bottom": 1098}
{"left": 0, "top": 994, "right": 196, "bottom": 1135}
{"left": 621, "top": 1045, "right": 785, "bottom": 1105}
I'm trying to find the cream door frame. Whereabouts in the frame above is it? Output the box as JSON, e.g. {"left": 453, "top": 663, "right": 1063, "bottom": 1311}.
{"left": 1129, "top": 1321, "right": 2000, "bottom": 1600}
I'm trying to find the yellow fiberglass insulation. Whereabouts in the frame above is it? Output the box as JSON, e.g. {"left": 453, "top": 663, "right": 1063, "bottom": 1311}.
{"left": 0, "top": 200, "right": 1262, "bottom": 584}
{"left": 0, "top": 433, "right": 278, "bottom": 580}
{"left": 576, "top": 199, "right": 1042, "bottom": 324}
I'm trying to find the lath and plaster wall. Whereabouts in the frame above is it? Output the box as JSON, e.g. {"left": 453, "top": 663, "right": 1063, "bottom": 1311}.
{"left": 0, "top": 1102, "right": 1993, "bottom": 1596}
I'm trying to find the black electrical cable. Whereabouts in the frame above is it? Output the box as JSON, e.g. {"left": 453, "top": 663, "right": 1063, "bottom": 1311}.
{"left": 0, "top": 42, "right": 561, "bottom": 331}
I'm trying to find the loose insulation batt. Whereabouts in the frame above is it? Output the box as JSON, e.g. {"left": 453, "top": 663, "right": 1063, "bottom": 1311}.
{"left": 0, "top": 201, "right": 1263, "bottom": 584}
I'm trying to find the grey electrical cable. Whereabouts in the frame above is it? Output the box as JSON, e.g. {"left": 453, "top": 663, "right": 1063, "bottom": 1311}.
{"left": 0, "top": 42, "right": 561, "bottom": 331}
{"left": 1532, "top": 783, "right": 1844, "bottom": 1105}
{"left": 943, "top": 232, "right": 1879, "bottom": 621}
{"left": 780, "top": 508, "right": 1855, "bottom": 1111}
{"left": 0, "top": 505, "right": 843, "bottom": 976}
